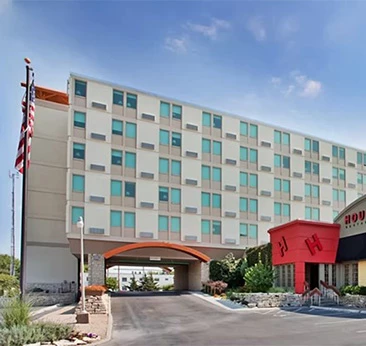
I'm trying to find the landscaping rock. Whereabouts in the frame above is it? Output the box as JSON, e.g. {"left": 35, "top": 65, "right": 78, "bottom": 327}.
{"left": 230, "top": 293, "right": 302, "bottom": 308}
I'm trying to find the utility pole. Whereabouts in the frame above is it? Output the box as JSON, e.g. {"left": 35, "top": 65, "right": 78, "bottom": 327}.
{"left": 9, "top": 171, "right": 18, "bottom": 276}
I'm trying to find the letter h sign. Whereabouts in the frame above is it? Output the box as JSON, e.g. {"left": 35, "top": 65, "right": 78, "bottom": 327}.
{"left": 305, "top": 234, "right": 323, "bottom": 256}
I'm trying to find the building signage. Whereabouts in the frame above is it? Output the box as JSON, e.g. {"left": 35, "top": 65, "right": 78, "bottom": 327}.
{"left": 305, "top": 234, "right": 323, "bottom": 256}
{"left": 344, "top": 210, "right": 366, "bottom": 225}
{"left": 278, "top": 236, "right": 288, "bottom": 257}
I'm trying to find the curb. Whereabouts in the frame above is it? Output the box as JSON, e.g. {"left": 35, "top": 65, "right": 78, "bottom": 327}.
{"left": 94, "top": 293, "right": 113, "bottom": 346}
{"left": 310, "top": 305, "right": 366, "bottom": 314}
{"left": 31, "top": 304, "right": 61, "bottom": 319}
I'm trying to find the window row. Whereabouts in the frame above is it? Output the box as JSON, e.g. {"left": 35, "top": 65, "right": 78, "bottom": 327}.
{"left": 332, "top": 189, "right": 346, "bottom": 202}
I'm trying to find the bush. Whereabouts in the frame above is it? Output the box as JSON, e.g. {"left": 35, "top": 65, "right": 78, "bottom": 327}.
{"left": 209, "top": 260, "right": 222, "bottom": 282}
{"left": 244, "top": 262, "right": 275, "bottom": 293}
{"left": 106, "top": 277, "right": 118, "bottom": 291}
{"left": 359, "top": 286, "right": 366, "bottom": 295}
{"left": 268, "top": 287, "right": 293, "bottom": 293}
{"left": 0, "top": 274, "right": 19, "bottom": 297}
{"left": 161, "top": 284, "right": 174, "bottom": 291}
{"left": 340, "top": 285, "right": 366, "bottom": 296}
{"left": 1, "top": 298, "right": 32, "bottom": 329}
{"left": 246, "top": 243, "right": 272, "bottom": 267}
{"left": 85, "top": 285, "right": 107, "bottom": 296}
{"left": 209, "top": 254, "right": 245, "bottom": 288}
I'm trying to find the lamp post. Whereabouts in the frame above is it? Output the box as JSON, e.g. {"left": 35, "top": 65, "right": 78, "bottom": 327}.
{"left": 76, "top": 216, "right": 89, "bottom": 323}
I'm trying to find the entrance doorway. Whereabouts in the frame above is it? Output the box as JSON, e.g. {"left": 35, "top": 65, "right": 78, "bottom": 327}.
{"left": 305, "top": 263, "right": 319, "bottom": 289}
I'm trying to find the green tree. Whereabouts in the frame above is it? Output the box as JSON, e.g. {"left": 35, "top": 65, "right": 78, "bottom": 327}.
{"left": 129, "top": 274, "right": 140, "bottom": 291}
{"left": 140, "top": 273, "right": 159, "bottom": 291}
{"left": 209, "top": 253, "right": 244, "bottom": 288}
{"left": 0, "top": 274, "right": 19, "bottom": 297}
{"left": 106, "top": 277, "right": 118, "bottom": 291}
{"left": 0, "top": 254, "right": 20, "bottom": 278}
{"left": 244, "top": 262, "right": 275, "bottom": 293}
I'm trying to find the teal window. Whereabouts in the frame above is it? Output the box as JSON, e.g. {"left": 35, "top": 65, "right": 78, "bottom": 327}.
{"left": 313, "top": 140, "right": 319, "bottom": 152}
{"left": 112, "top": 119, "right": 123, "bottom": 135}
{"left": 213, "top": 115, "right": 222, "bottom": 129}
{"left": 212, "top": 221, "right": 221, "bottom": 235}
{"left": 274, "top": 154, "right": 281, "bottom": 167}
{"left": 212, "top": 167, "right": 221, "bottom": 182}
{"left": 358, "top": 173, "right": 363, "bottom": 184}
{"left": 333, "top": 211, "right": 339, "bottom": 219}
{"left": 73, "top": 143, "right": 85, "bottom": 160}
{"left": 113, "top": 90, "right": 123, "bottom": 105}
{"left": 240, "top": 197, "right": 248, "bottom": 212}
{"left": 333, "top": 189, "right": 339, "bottom": 201}
{"left": 249, "top": 174, "right": 257, "bottom": 188}
{"left": 240, "top": 172, "right": 248, "bottom": 186}
{"left": 357, "top": 152, "right": 363, "bottom": 165}
{"left": 249, "top": 124, "right": 258, "bottom": 138}
{"left": 283, "top": 133, "right": 290, "bottom": 145}
{"left": 125, "top": 182, "right": 135, "bottom": 197}
{"left": 202, "top": 112, "right": 211, "bottom": 127}
{"left": 171, "top": 217, "right": 181, "bottom": 232}
{"left": 240, "top": 223, "right": 248, "bottom": 237}
{"left": 72, "top": 175, "right": 84, "bottom": 192}
{"left": 125, "top": 152, "right": 136, "bottom": 168}
{"left": 160, "top": 130, "right": 169, "bottom": 145}
{"left": 249, "top": 225, "right": 257, "bottom": 239}
{"left": 202, "top": 139, "right": 211, "bottom": 153}
{"left": 202, "top": 192, "right": 211, "bottom": 207}
{"left": 158, "top": 216, "right": 169, "bottom": 231}
{"left": 339, "top": 168, "right": 345, "bottom": 180}
{"left": 274, "top": 202, "right": 281, "bottom": 216}
{"left": 74, "top": 111, "right": 86, "bottom": 128}
{"left": 283, "top": 180, "right": 290, "bottom": 193}
{"left": 240, "top": 147, "right": 248, "bottom": 161}
{"left": 240, "top": 122, "right": 248, "bottom": 136}
{"left": 172, "top": 105, "right": 182, "bottom": 120}
{"left": 160, "top": 102, "right": 170, "bottom": 117}
{"left": 305, "top": 184, "right": 311, "bottom": 197}
{"left": 212, "top": 194, "right": 221, "bottom": 208}
{"left": 124, "top": 212, "right": 135, "bottom": 228}
{"left": 332, "top": 145, "right": 338, "bottom": 158}
{"left": 126, "top": 122, "right": 136, "bottom": 138}
{"left": 202, "top": 220, "right": 210, "bottom": 234}
{"left": 111, "top": 150, "right": 122, "bottom": 165}
{"left": 172, "top": 132, "right": 181, "bottom": 147}
{"left": 274, "top": 178, "right": 281, "bottom": 191}
{"left": 313, "top": 208, "right": 320, "bottom": 221}
{"left": 250, "top": 149, "right": 258, "bottom": 163}
{"left": 312, "top": 163, "right": 319, "bottom": 175}
{"left": 339, "top": 190, "right": 346, "bottom": 202}
{"left": 171, "top": 160, "right": 181, "bottom": 176}
{"left": 249, "top": 199, "right": 258, "bottom": 213}
{"left": 75, "top": 80, "right": 86, "bottom": 97}
{"left": 283, "top": 204, "right": 290, "bottom": 217}
{"left": 159, "top": 187, "right": 169, "bottom": 202}
{"left": 71, "top": 207, "right": 84, "bottom": 224}
{"left": 312, "top": 185, "right": 319, "bottom": 198}
{"left": 339, "top": 147, "right": 345, "bottom": 160}
{"left": 111, "top": 211, "right": 122, "bottom": 227}
{"left": 305, "top": 161, "right": 311, "bottom": 173}
{"left": 283, "top": 156, "right": 290, "bottom": 169}
{"left": 111, "top": 180, "right": 122, "bottom": 196}
{"left": 159, "top": 158, "right": 169, "bottom": 174}
{"left": 305, "top": 138, "right": 311, "bottom": 151}
{"left": 274, "top": 130, "right": 281, "bottom": 144}
{"left": 126, "top": 93, "right": 137, "bottom": 109}
{"left": 202, "top": 165, "right": 211, "bottom": 180}
{"left": 305, "top": 207, "right": 312, "bottom": 220}
{"left": 171, "top": 188, "right": 181, "bottom": 204}
{"left": 332, "top": 167, "right": 338, "bottom": 179}
{"left": 213, "top": 141, "right": 222, "bottom": 155}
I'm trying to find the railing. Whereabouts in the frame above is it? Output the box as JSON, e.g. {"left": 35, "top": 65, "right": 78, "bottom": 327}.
{"left": 320, "top": 280, "right": 340, "bottom": 305}
{"left": 309, "top": 287, "right": 322, "bottom": 306}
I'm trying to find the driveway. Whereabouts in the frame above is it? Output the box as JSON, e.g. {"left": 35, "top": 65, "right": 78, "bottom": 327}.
{"left": 107, "top": 292, "right": 366, "bottom": 346}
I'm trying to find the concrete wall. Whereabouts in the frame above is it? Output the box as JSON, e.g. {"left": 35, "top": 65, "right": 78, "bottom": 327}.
{"left": 174, "top": 265, "right": 188, "bottom": 290}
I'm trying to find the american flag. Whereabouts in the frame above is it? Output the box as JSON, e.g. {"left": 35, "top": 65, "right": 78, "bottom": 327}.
{"left": 15, "top": 74, "right": 35, "bottom": 174}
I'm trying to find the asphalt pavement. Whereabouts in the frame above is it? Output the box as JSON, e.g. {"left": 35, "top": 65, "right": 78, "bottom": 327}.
{"left": 106, "top": 292, "right": 366, "bottom": 346}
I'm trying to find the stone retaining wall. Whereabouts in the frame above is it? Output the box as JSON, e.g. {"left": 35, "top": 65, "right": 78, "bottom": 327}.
{"left": 75, "top": 293, "right": 109, "bottom": 314}
{"left": 27, "top": 293, "right": 76, "bottom": 306}
{"left": 27, "top": 282, "right": 77, "bottom": 294}
{"left": 341, "top": 295, "right": 366, "bottom": 308}
{"left": 230, "top": 293, "right": 302, "bottom": 308}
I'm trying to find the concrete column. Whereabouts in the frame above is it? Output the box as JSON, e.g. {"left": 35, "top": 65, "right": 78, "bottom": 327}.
{"left": 174, "top": 265, "right": 188, "bottom": 290}
{"left": 201, "top": 262, "right": 210, "bottom": 283}
{"left": 88, "top": 254, "right": 105, "bottom": 286}
{"left": 188, "top": 261, "right": 202, "bottom": 291}
{"left": 295, "top": 262, "right": 305, "bottom": 294}
{"left": 358, "top": 261, "right": 366, "bottom": 286}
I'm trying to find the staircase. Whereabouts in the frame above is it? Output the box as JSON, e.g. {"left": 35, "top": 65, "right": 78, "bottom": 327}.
{"left": 301, "top": 281, "right": 341, "bottom": 307}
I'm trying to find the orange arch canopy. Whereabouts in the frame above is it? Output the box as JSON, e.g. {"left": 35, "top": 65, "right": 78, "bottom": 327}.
{"left": 104, "top": 242, "right": 210, "bottom": 263}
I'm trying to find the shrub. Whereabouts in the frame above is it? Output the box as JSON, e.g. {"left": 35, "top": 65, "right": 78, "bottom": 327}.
{"left": 359, "top": 286, "right": 366, "bottom": 295}
{"left": 244, "top": 262, "right": 275, "bottom": 293}
{"left": 340, "top": 285, "right": 360, "bottom": 296}
{"left": 209, "top": 254, "right": 245, "bottom": 288}
{"left": 1, "top": 298, "right": 32, "bottom": 328}
{"left": 106, "top": 277, "right": 118, "bottom": 291}
{"left": 0, "top": 274, "right": 19, "bottom": 297}
{"left": 209, "top": 260, "right": 222, "bottom": 282}
{"left": 85, "top": 285, "right": 107, "bottom": 296}
{"left": 246, "top": 243, "right": 272, "bottom": 267}
{"left": 268, "top": 287, "right": 293, "bottom": 293}
{"left": 161, "top": 284, "right": 174, "bottom": 291}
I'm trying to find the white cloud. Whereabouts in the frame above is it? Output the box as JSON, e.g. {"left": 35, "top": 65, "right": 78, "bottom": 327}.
{"left": 278, "top": 17, "right": 299, "bottom": 39}
{"left": 247, "top": 17, "right": 266, "bottom": 42}
{"left": 186, "top": 18, "right": 230, "bottom": 40}
{"left": 164, "top": 36, "right": 189, "bottom": 54}
{"left": 300, "top": 80, "right": 322, "bottom": 98}
{"left": 283, "top": 84, "right": 295, "bottom": 97}
{"left": 270, "top": 77, "right": 281, "bottom": 86}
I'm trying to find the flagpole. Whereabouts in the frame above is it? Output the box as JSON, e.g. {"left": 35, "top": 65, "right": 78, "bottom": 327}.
{"left": 20, "top": 58, "right": 32, "bottom": 299}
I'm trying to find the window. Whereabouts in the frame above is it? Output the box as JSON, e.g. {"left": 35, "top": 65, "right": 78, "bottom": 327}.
{"left": 172, "top": 132, "right": 181, "bottom": 147}
{"left": 240, "top": 147, "right": 248, "bottom": 161}
{"left": 305, "top": 138, "right": 311, "bottom": 151}
{"left": 240, "top": 172, "right": 248, "bottom": 186}
{"left": 283, "top": 180, "right": 290, "bottom": 193}
{"left": 201, "top": 220, "right": 210, "bottom": 234}
{"left": 274, "top": 202, "right": 281, "bottom": 216}
{"left": 212, "top": 194, "right": 221, "bottom": 208}
{"left": 202, "top": 192, "right": 211, "bottom": 207}
{"left": 159, "top": 187, "right": 169, "bottom": 202}
{"left": 305, "top": 184, "right": 319, "bottom": 198}
{"left": 71, "top": 207, "right": 84, "bottom": 224}
{"left": 339, "top": 168, "right": 345, "bottom": 180}
{"left": 305, "top": 161, "right": 319, "bottom": 175}
{"left": 213, "top": 141, "right": 222, "bottom": 155}
{"left": 160, "top": 130, "right": 169, "bottom": 145}
{"left": 249, "top": 225, "right": 258, "bottom": 239}
{"left": 113, "top": 90, "right": 123, "bottom": 105}
{"left": 74, "top": 111, "right": 86, "bottom": 128}
{"left": 111, "top": 211, "right": 122, "bottom": 227}
{"left": 250, "top": 149, "right": 258, "bottom": 163}
{"left": 240, "top": 197, "right": 248, "bottom": 212}
{"left": 357, "top": 152, "right": 363, "bottom": 165}
{"left": 240, "top": 223, "right": 248, "bottom": 237}
{"left": 212, "top": 221, "right": 221, "bottom": 235}
{"left": 305, "top": 207, "right": 320, "bottom": 221}
{"left": 249, "top": 174, "right": 258, "bottom": 188}
{"left": 283, "top": 156, "right": 290, "bottom": 169}
{"left": 202, "top": 138, "right": 211, "bottom": 153}
{"left": 275, "top": 203, "right": 290, "bottom": 217}
{"left": 333, "top": 189, "right": 346, "bottom": 202}
{"left": 283, "top": 204, "right": 290, "bottom": 217}
{"left": 111, "top": 150, "right": 122, "bottom": 165}
{"left": 202, "top": 165, "right": 210, "bottom": 180}
{"left": 126, "top": 122, "right": 136, "bottom": 138}
{"left": 111, "top": 180, "right": 122, "bottom": 196}
{"left": 275, "top": 154, "right": 289, "bottom": 168}
{"left": 332, "top": 145, "right": 345, "bottom": 159}
{"left": 358, "top": 173, "right": 363, "bottom": 185}
{"left": 344, "top": 264, "right": 350, "bottom": 286}
{"left": 202, "top": 112, "right": 211, "bottom": 127}
{"left": 124, "top": 212, "right": 135, "bottom": 228}
{"left": 171, "top": 217, "right": 180, "bottom": 232}
{"left": 240, "top": 122, "right": 248, "bottom": 136}
{"left": 333, "top": 210, "right": 339, "bottom": 219}
{"left": 332, "top": 167, "right": 338, "bottom": 179}
{"left": 313, "top": 162, "right": 319, "bottom": 175}
{"left": 125, "top": 182, "right": 135, "bottom": 197}
{"left": 274, "top": 178, "right": 281, "bottom": 192}
{"left": 305, "top": 138, "right": 319, "bottom": 152}
{"left": 313, "top": 141, "right": 319, "bottom": 152}
{"left": 73, "top": 143, "right": 85, "bottom": 159}
{"left": 171, "top": 188, "right": 181, "bottom": 204}
{"left": 160, "top": 102, "right": 170, "bottom": 117}
{"left": 274, "top": 154, "right": 281, "bottom": 167}
{"left": 158, "top": 216, "right": 168, "bottom": 231}
{"left": 171, "top": 160, "right": 181, "bottom": 176}
{"left": 126, "top": 93, "right": 137, "bottom": 109}
{"left": 112, "top": 119, "right": 123, "bottom": 135}
{"left": 122, "top": 278, "right": 127, "bottom": 282}
{"left": 125, "top": 152, "right": 136, "bottom": 168}
{"left": 75, "top": 80, "right": 86, "bottom": 97}
{"left": 212, "top": 167, "right": 221, "bottom": 182}
{"left": 333, "top": 167, "right": 345, "bottom": 180}
{"left": 249, "top": 199, "right": 258, "bottom": 213}
{"left": 72, "top": 175, "right": 84, "bottom": 192}
{"left": 172, "top": 105, "right": 182, "bottom": 120}
{"left": 332, "top": 145, "right": 338, "bottom": 157}
{"left": 249, "top": 124, "right": 258, "bottom": 138}
{"left": 274, "top": 130, "right": 281, "bottom": 144}
{"left": 283, "top": 133, "right": 290, "bottom": 145}
{"left": 339, "top": 147, "right": 345, "bottom": 160}
{"left": 159, "top": 158, "right": 169, "bottom": 174}
{"left": 275, "top": 179, "right": 290, "bottom": 193}
{"left": 213, "top": 115, "right": 222, "bottom": 129}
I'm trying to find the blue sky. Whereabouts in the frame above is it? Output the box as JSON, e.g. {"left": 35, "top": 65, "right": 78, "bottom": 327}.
{"left": 0, "top": 0, "right": 366, "bottom": 256}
